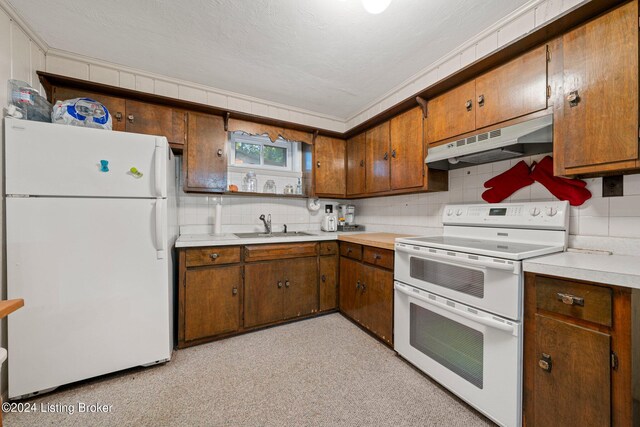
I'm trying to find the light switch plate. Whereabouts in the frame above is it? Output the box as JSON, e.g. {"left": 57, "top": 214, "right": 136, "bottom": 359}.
{"left": 602, "top": 175, "right": 623, "bottom": 197}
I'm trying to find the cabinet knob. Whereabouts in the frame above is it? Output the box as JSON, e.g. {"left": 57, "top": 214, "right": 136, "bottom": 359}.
{"left": 209, "top": 253, "right": 219, "bottom": 260}
{"left": 465, "top": 99, "right": 473, "bottom": 111}
{"left": 477, "top": 95, "right": 485, "bottom": 107}
{"left": 321, "top": 274, "right": 326, "bottom": 282}
{"left": 232, "top": 287, "right": 238, "bottom": 296}
{"left": 115, "top": 112, "right": 123, "bottom": 122}
{"left": 285, "top": 280, "right": 290, "bottom": 288}
{"left": 277, "top": 281, "right": 283, "bottom": 289}
{"left": 316, "top": 161, "right": 321, "bottom": 168}
{"left": 383, "top": 152, "right": 389, "bottom": 161}
{"left": 556, "top": 292, "right": 584, "bottom": 306}
{"left": 217, "top": 149, "right": 223, "bottom": 157}
{"left": 538, "top": 353, "right": 552, "bottom": 372}
{"left": 360, "top": 159, "right": 364, "bottom": 167}
{"left": 373, "top": 254, "right": 381, "bottom": 260}
{"left": 391, "top": 149, "right": 396, "bottom": 159}
{"left": 127, "top": 114, "right": 135, "bottom": 123}
{"left": 567, "top": 90, "right": 580, "bottom": 107}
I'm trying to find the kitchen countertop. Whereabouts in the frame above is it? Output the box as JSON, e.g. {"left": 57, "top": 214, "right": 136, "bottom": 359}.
{"left": 338, "top": 233, "right": 412, "bottom": 250}
{"left": 176, "top": 231, "right": 414, "bottom": 249}
{"left": 523, "top": 252, "right": 640, "bottom": 290}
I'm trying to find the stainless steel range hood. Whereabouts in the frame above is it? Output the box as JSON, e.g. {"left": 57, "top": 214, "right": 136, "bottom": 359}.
{"left": 425, "top": 115, "right": 553, "bottom": 170}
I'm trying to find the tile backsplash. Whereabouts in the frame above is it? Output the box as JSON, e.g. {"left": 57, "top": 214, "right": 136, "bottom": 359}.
{"left": 176, "top": 153, "right": 640, "bottom": 254}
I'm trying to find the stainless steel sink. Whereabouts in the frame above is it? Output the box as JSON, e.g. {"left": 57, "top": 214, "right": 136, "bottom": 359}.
{"left": 234, "top": 231, "right": 315, "bottom": 238}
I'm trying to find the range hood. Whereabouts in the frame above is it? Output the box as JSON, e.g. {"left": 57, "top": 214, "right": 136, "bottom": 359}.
{"left": 426, "top": 115, "right": 553, "bottom": 170}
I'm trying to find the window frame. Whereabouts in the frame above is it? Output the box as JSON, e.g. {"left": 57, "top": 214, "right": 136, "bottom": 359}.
{"left": 228, "top": 133, "right": 297, "bottom": 172}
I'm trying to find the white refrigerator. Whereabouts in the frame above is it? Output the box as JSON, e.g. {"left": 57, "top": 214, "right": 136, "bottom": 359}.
{"left": 4, "top": 117, "right": 178, "bottom": 399}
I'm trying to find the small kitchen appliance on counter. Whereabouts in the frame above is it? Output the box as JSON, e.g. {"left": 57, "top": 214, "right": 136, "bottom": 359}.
{"left": 321, "top": 205, "right": 337, "bottom": 232}
{"left": 337, "top": 204, "right": 362, "bottom": 231}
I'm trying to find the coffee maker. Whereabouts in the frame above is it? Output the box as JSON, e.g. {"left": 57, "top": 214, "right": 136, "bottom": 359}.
{"left": 337, "top": 204, "right": 362, "bottom": 231}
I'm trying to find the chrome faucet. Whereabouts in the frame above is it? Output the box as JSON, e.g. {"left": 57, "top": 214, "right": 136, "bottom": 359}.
{"left": 259, "top": 214, "right": 272, "bottom": 234}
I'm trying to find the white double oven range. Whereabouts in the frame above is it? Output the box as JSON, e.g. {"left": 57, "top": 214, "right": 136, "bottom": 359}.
{"left": 393, "top": 201, "right": 569, "bottom": 427}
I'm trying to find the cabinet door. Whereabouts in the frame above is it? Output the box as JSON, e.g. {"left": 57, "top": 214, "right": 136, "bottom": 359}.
{"left": 561, "top": 1, "right": 638, "bottom": 173}
{"left": 244, "top": 262, "right": 284, "bottom": 328}
{"left": 426, "top": 80, "right": 476, "bottom": 143}
{"left": 361, "top": 264, "right": 394, "bottom": 344}
{"left": 319, "top": 256, "right": 338, "bottom": 312}
{"left": 346, "top": 133, "right": 366, "bottom": 196}
{"left": 125, "top": 100, "right": 173, "bottom": 138}
{"left": 184, "top": 265, "right": 242, "bottom": 341}
{"left": 390, "top": 107, "right": 424, "bottom": 190}
{"left": 475, "top": 45, "right": 548, "bottom": 129}
{"left": 365, "top": 121, "right": 391, "bottom": 193}
{"left": 314, "top": 136, "right": 346, "bottom": 197}
{"left": 283, "top": 258, "right": 318, "bottom": 319}
{"left": 52, "top": 87, "right": 127, "bottom": 132}
{"left": 534, "top": 314, "right": 611, "bottom": 427}
{"left": 339, "top": 257, "right": 360, "bottom": 320}
{"left": 171, "top": 109, "right": 187, "bottom": 146}
{"left": 184, "top": 112, "right": 227, "bottom": 192}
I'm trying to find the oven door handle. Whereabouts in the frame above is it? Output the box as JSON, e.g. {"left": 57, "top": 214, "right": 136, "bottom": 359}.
{"left": 395, "top": 245, "right": 519, "bottom": 273}
{"left": 395, "top": 283, "right": 518, "bottom": 336}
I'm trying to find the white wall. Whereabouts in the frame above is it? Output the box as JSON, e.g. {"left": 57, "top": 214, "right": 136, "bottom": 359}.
{"left": 0, "top": 2, "right": 47, "bottom": 397}
{"left": 354, "top": 154, "right": 640, "bottom": 256}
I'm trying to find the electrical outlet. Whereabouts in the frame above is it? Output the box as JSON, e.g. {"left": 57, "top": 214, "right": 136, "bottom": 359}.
{"left": 602, "top": 175, "right": 623, "bottom": 197}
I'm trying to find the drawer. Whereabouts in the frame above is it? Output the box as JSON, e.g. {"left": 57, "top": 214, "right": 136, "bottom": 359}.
{"left": 185, "top": 246, "right": 241, "bottom": 267}
{"left": 319, "top": 241, "right": 338, "bottom": 256}
{"left": 244, "top": 243, "right": 317, "bottom": 262}
{"left": 340, "top": 242, "right": 362, "bottom": 260}
{"left": 363, "top": 246, "right": 394, "bottom": 270}
{"left": 536, "top": 276, "right": 612, "bottom": 326}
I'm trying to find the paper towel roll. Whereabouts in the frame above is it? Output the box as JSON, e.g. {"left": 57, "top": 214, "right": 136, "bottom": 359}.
{"left": 214, "top": 201, "right": 222, "bottom": 235}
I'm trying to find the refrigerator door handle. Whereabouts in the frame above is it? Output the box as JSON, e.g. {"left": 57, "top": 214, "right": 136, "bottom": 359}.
{"left": 154, "top": 139, "right": 166, "bottom": 198}
{"left": 155, "top": 199, "right": 166, "bottom": 259}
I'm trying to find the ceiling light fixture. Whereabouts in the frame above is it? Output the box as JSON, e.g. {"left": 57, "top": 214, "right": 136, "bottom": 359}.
{"left": 361, "top": 0, "right": 392, "bottom": 14}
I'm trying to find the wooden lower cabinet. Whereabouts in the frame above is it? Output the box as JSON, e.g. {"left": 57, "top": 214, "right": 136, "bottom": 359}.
{"left": 244, "top": 257, "right": 318, "bottom": 328}
{"left": 184, "top": 265, "right": 242, "bottom": 341}
{"left": 319, "top": 254, "right": 339, "bottom": 312}
{"left": 339, "top": 244, "right": 394, "bottom": 345}
{"left": 523, "top": 273, "right": 639, "bottom": 427}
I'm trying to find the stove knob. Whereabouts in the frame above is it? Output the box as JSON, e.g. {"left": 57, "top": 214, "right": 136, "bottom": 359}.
{"left": 529, "top": 207, "right": 541, "bottom": 217}
{"left": 446, "top": 209, "right": 453, "bottom": 216}
{"left": 546, "top": 207, "right": 557, "bottom": 217}
{"left": 455, "top": 209, "right": 463, "bottom": 216}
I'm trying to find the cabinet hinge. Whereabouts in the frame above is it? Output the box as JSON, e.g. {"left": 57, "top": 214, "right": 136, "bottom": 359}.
{"left": 611, "top": 351, "right": 619, "bottom": 370}
{"left": 547, "top": 85, "right": 551, "bottom": 99}
{"left": 546, "top": 48, "right": 551, "bottom": 63}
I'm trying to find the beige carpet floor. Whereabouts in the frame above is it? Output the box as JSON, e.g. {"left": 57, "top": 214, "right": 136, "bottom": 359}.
{"left": 5, "top": 314, "right": 495, "bottom": 427}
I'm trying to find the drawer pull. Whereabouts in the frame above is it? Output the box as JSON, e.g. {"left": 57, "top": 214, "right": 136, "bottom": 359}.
{"left": 538, "top": 353, "right": 552, "bottom": 372}
{"left": 347, "top": 248, "right": 352, "bottom": 253}
{"left": 373, "top": 254, "right": 381, "bottom": 260}
{"left": 209, "top": 253, "right": 219, "bottom": 260}
{"left": 556, "top": 293, "right": 584, "bottom": 306}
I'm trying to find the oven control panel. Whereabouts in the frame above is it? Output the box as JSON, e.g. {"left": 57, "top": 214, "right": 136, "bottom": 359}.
{"left": 443, "top": 201, "right": 569, "bottom": 230}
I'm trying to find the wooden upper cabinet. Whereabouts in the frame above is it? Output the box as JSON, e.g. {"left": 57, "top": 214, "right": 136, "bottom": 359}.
{"left": 365, "top": 122, "right": 391, "bottom": 193}
{"left": 390, "top": 107, "right": 424, "bottom": 190}
{"left": 346, "top": 133, "right": 366, "bottom": 196}
{"left": 559, "top": 0, "right": 639, "bottom": 175}
{"left": 426, "top": 80, "right": 476, "bottom": 143}
{"left": 475, "top": 45, "right": 548, "bottom": 129}
{"left": 314, "top": 136, "right": 346, "bottom": 197}
{"left": 52, "top": 87, "right": 127, "bottom": 132}
{"left": 184, "top": 112, "right": 227, "bottom": 192}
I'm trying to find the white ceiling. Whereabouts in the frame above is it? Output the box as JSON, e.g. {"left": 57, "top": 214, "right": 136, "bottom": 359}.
{"left": 9, "top": 0, "right": 529, "bottom": 119}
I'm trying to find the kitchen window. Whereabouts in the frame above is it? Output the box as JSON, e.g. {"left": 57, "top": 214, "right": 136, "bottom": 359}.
{"left": 229, "top": 133, "right": 298, "bottom": 172}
